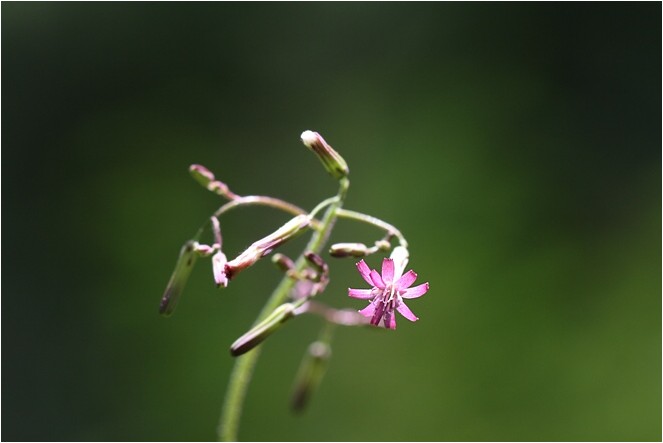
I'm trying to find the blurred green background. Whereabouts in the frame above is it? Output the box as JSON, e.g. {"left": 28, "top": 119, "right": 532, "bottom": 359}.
{"left": 2, "top": 3, "right": 660, "bottom": 441}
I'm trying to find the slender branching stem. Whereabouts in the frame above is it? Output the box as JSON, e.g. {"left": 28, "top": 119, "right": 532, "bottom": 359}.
{"left": 195, "top": 196, "right": 322, "bottom": 240}
{"left": 217, "top": 178, "right": 349, "bottom": 441}
{"left": 336, "top": 208, "right": 409, "bottom": 249}
{"left": 213, "top": 196, "right": 313, "bottom": 220}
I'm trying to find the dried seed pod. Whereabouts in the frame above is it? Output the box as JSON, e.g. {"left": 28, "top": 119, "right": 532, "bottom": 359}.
{"left": 230, "top": 303, "right": 296, "bottom": 357}
{"left": 159, "top": 240, "right": 198, "bottom": 316}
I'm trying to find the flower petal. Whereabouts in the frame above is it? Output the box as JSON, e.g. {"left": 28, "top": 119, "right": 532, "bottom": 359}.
{"left": 212, "top": 251, "right": 228, "bottom": 288}
{"left": 396, "top": 270, "right": 417, "bottom": 290}
{"left": 397, "top": 301, "right": 419, "bottom": 322}
{"left": 381, "top": 258, "right": 394, "bottom": 284}
{"left": 356, "top": 260, "right": 374, "bottom": 285}
{"left": 370, "top": 270, "right": 385, "bottom": 289}
{"left": 384, "top": 309, "right": 397, "bottom": 329}
{"left": 358, "top": 303, "right": 375, "bottom": 317}
{"left": 370, "top": 302, "right": 385, "bottom": 326}
{"left": 401, "top": 282, "right": 429, "bottom": 299}
{"left": 358, "top": 302, "right": 376, "bottom": 318}
{"left": 348, "top": 288, "right": 374, "bottom": 299}
{"left": 390, "top": 246, "right": 409, "bottom": 280}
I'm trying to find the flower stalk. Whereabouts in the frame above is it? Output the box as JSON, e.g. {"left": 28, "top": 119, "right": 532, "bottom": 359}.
{"left": 218, "top": 177, "right": 348, "bottom": 441}
{"left": 159, "top": 130, "right": 429, "bottom": 442}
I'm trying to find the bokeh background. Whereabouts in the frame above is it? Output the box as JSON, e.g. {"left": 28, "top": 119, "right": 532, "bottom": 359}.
{"left": 2, "top": 3, "right": 660, "bottom": 441}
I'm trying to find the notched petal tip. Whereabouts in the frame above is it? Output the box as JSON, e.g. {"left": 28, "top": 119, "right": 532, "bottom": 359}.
{"left": 369, "top": 269, "right": 386, "bottom": 289}
{"left": 401, "top": 282, "right": 429, "bottom": 299}
{"left": 356, "top": 260, "right": 374, "bottom": 286}
{"left": 396, "top": 269, "right": 418, "bottom": 290}
{"left": 396, "top": 302, "right": 419, "bottom": 322}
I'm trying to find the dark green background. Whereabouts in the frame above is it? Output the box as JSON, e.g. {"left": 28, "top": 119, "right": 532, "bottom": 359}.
{"left": 2, "top": 3, "right": 660, "bottom": 441}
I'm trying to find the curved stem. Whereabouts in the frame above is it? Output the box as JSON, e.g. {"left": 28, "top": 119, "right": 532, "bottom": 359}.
{"left": 335, "top": 208, "right": 408, "bottom": 248}
{"left": 217, "top": 349, "right": 258, "bottom": 441}
{"left": 218, "top": 178, "right": 349, "bottom": 441}
{"left": 195, "top": 196, "right": 322, "bottom": 240}
{"left": 213, "top": 196, "right": 311, "bottom": 220}
{"left": 308, "top": 196, "right": 339, "bottom": 220}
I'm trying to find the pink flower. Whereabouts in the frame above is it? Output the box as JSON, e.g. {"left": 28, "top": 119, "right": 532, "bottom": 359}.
{"left": 348, "top": 257, "right": 429, "bottom": 329}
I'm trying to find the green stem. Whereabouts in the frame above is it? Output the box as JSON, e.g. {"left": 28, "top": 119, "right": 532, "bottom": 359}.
{"left": 213, "top": 196, "right": 313, "bottom": 220}
{"left": 195, "top": 196, "right": 322, "bottom": 240}
{"left": 217, "top": 178, "right": 349, "bottom": 441}
{"left": 336, "top": 208, "right": 408, "bottom": 248}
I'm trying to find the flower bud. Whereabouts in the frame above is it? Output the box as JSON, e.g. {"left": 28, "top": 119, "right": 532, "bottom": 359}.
{"left": 230, "top": 303, "right": 296, "bottom": 356}
{"left": 290, "top": 341, "right": 332, "bottom": 413}
{"left": 193, "top": 242, "right": 216, "bottom": 257}
{"left": 272, "top": 253, "right": 295, "bottom": 273}
{"left": 212, "top": 251, "right": 229, "bottom": 288}
{"left": 300, "top": 130, "right": 349, "bottom": 180}
{"left": 329, "top": 242, "right": 369, "bottom": 258}
{"left": 159, "top": 240, "right": 198, "bottom": 316}
{"left": 303, "top": 252, "right": 329, "bottom": 290}
{"left": 189, "top": 164, "right": 237, "bottom": 199}
{"left": 225, "top": 215, "right": 310, "bottom": 280}
{"left": 207, "top": 180, "right": 234, "bottom": 198}
{"left": 304, "top": 252, "right": 327, "bottom": 274}
{"left": 189, "top": 164, "right": 215, "bottom": 188}
{"left": 374, "top": 239, "right": 391, "bottom": 251}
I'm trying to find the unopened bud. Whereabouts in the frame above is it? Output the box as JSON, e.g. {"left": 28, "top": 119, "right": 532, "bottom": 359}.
{"left": 291, "top": 341, "right": 332, "bottom": 413}
{"left": 374, "top": 239, "right": 391, "bottom": 251}
{"left": 159, "top": 240, "right": 198, "bottom": 316}
{"left": 230, "top": 303, "right": 296, "bottom": 356}
{"left": 304, "top": 252, "right": 327, "bottom": 273}
{"left": 300, "top": 130, "right": 349, "bottom": 180}
{"left": 207, "top": 180, "right": 234, "bottom": 198}
{"left": 329, "top": 242, "right": 369, "bottom": 258}
{"left": 212, "top": 251, "right": 228, "bottom": 288}
{"left": 272, "top": 253, "right": 295, "bottom": 272}
{"left": 189, "top": 164, "right": 237, "bottom": 199}
{"left": 303, "top": 252, "right": 329, "bottom": 288}
{"left": 299, "top": 269, "right": 319, "bottom": 281}
{"left": 189, "top": 164, "right": 215, "bottom": 187}
{"left": 225, "top": 215, "right": 310, "bottom": 280}
{"left": 193, "top": 242, "right": 216, "bottom": 256}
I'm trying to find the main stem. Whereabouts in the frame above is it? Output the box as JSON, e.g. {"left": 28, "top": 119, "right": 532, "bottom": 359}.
{"left": 217, "top": 178, "right": 349, "bottom": 441}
